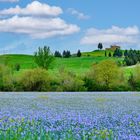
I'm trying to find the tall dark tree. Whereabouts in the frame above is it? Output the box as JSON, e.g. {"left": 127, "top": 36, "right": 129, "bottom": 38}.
{"left": 108, "top": 52, "right": 112, "bottom": 57}
{"left": 113, "top": 48, "right": 123, "bottom": 57}
{"left": 98, "top": 43, "right": 103, "bottom": 50}
{"left": 34, "top": 46, "right": 54, "bottom": 70}
{"left": 124, "top": 50, "right": 128, "bottom": 57}
{"left": 105, "top": 51, "right": 107, "bottom": 57}
{"left": 77, "top": 50, "right": 82, "bottom": 57}
{"left": 63, "top": 50, "right": 66, "bottom": 58}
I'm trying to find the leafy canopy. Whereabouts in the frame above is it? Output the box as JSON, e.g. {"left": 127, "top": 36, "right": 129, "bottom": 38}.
{"left": 34, "top": 46, "right": 54, "bottom": 70}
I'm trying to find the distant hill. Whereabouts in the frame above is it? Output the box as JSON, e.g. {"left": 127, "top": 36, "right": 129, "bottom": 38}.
{"left": 0, "top": 52, "right": 123, "bottom": 74}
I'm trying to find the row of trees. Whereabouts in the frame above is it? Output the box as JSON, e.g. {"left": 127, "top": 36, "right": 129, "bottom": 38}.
{"left": 124, "top": 50, "right": 140, "bottom": 66}
{"left": 54, "top": 50, "right": 81, "bottom": 58}
{"left": 104, "top": 49, "right": 140, "bottom": 66}
{"left": 34, "top": 47, "right": 82, "bottom": 70}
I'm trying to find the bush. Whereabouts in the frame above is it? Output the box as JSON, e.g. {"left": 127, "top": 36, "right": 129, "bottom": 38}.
{"left": 128, "top": 65, "right": 140, "bottom": 91}
{"left": 18, "top": 68, "right": 51, "bottom": 91}
{"left": 0, "top": 65, "right": 14, "bottom": 91}
{"left": 56, "top": 68, "right": 86, "bottom": 91}
{"left": 14, "top": 63, "right": 20, "bottom": 71}
{"left": 84, "top": 60, "right": 126, "bottom": 91}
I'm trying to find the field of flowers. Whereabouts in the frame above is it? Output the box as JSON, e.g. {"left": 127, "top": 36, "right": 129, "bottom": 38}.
{"left": 0, "top": 92, "right": 140, "bottom": 140}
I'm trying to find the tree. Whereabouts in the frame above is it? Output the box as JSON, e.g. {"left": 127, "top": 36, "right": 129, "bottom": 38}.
{"left": 105, "top": 51, "right": 107, "bottom": 57}
{"left": 54, "top": 51, "right": 62, "bottom": 57}
{"left": 124, "top": 50, "right": 128, "bottom": 57}
{"left": 77, "top": 50, "right": 81, "bottom": 57}
{"left": 113, "top": 48, "right": 123, "bottom": 57}
{"left": 98, "top": 43, "right": 103, "bottom": 50}
{"left": 108, "top": 52, "right": 112, "bottom": 57}
{"left": 123, "top": 49, "right": 140, "bottom": 66}
{"left": 91, "top": 60, "right": 121, "bottom": 90}
{"left": 34, "top": 46, "right": 54, "bottom": 70}
{"left": 14, "top": 63, "right": 20, "bottom": 71}
{"left": 63, "top": 50, "right": 71, "bottom": 58}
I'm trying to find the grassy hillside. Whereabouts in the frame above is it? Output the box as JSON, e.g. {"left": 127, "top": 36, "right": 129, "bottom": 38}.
{"left": 0, "top": 50, "right": 135, "bottom": 78}
{"left": 82, "top": 50, "right": 114, "bottom": 57}
{"left": 82, "top": 50, "right": 125, "bottom": 57}
{"left": 0, "top": 52, "right": 124, "bottom": 73}
{"left": 0, "top": 54, "right": 37, "bottom": 69}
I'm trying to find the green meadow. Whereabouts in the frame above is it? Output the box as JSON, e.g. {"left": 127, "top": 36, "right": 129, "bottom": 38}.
{"left": 0, "top": 50, "right": 134, "bottom": 78}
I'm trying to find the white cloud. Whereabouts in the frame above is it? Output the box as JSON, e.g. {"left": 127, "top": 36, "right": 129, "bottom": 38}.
{"left": 0, "top": 1, "right": 63, "bottom": 17}
{"left": 81, "top": 26, "right": 140, "bottom": 46}
{"left": 0, "top": 1, "right": 80, "bottom": 39}
{"left": 0, "top": 16, "right": 80, "bottom": 39}
{"left": 0, "top": 0, "right": 18, "bottom": 2}
{"left": 67, "top": 8, "right": 90, "bottom": 20}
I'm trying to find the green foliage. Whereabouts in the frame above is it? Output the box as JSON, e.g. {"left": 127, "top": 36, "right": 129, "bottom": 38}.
{"left": 14, "top": 63, "right": 20, "bottom": 71}
{"left": 124, "top": 49, "right": 140, "bottom": 66}
{"left": 0, "top": 65, "right": 14, "bottom": 91}
{"left": 34, "top": 46, "right": 54, "bottom": 70}
{"left": 113, "top": 48, "right": 123, "bottom": 57}
{"left": 18, "top": 68, "right": 51, "bottom": 91}
{"left": 87, "top": 60, "right": 124, "bottom": 90}
{"left": 56, "top": 68, "right": 86, "bottom": 91}
{"left": 128, "top": 65, "right": 140, "bottom": 91}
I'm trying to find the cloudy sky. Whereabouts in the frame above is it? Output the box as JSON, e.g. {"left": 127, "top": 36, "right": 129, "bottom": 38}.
{"left": 0, "top": 0, "right": 140, "bottom": 54}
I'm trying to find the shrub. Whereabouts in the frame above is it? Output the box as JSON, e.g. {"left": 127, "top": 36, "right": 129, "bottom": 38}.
{"left": 14, "top": 63, "right": 20, "bottom": 71}
{"left": 18, "top": 68, "right": 51, "bottom": 91}
{"left": 56, "top": 68, "right": 86, "bottom": 91}
{"left": 85, "top": 60, "right": 126, "bottom": 91}
{"left": 0, "top": 65, "right": 14, "bottom": 91}
{"left": 128, "top": 65, "right": 140, "bottom": 91}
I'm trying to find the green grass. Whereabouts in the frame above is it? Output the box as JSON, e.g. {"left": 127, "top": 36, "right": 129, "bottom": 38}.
{"left": 82, "top": 50, "right": 114, "bottom": 57}
{"left": 0, "top": 50, "right": 133, "bottom": 77}
{"left": 0, "top": 54, "right": 37, "bottom": 69}
{"left": 0, "top": 54, "right": 123, "bottom": 75}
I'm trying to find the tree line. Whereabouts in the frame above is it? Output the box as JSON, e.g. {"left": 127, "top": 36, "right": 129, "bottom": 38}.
{"left": 105, "top": 48, "right": 140, "bottom": 66}
{"left": 54, "top": 49, "right": 81, "bottom": 58}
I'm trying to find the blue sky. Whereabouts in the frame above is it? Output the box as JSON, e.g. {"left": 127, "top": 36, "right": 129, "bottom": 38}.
{"left": 0, "top": 0, "right": 140, "bottom": 54}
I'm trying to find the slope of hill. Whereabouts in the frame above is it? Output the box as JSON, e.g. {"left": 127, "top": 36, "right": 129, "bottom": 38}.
{"left": 0, "top": 54, "right": 37, "bottom": 69}
{"left": 82, "top": 50, "right": 114, "bottom": 57}
{"left": 0, "top": 52, "right": 123, "bottom": 73}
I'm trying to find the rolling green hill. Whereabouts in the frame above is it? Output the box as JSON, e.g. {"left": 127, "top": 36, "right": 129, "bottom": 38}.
{"left": 0, "top": 50, "right": 132, "bottom": 76}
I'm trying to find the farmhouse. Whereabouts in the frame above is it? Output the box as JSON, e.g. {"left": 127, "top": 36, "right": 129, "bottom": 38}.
{"left": 105, "top": 45, "right": 121, "bottom": 51}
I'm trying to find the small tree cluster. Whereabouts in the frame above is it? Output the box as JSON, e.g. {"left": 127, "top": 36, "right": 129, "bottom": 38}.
{"left": 113, "top": 48, "right": 123, "bottom": 57}
{"left": 63, "top": 50, "right": 71, "bottom": 58}
{"left": 124, "top": 49, "right": 140, "bottom": 66}
{"left": 54, "top": 51, "right": 62, "bottom": 57}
